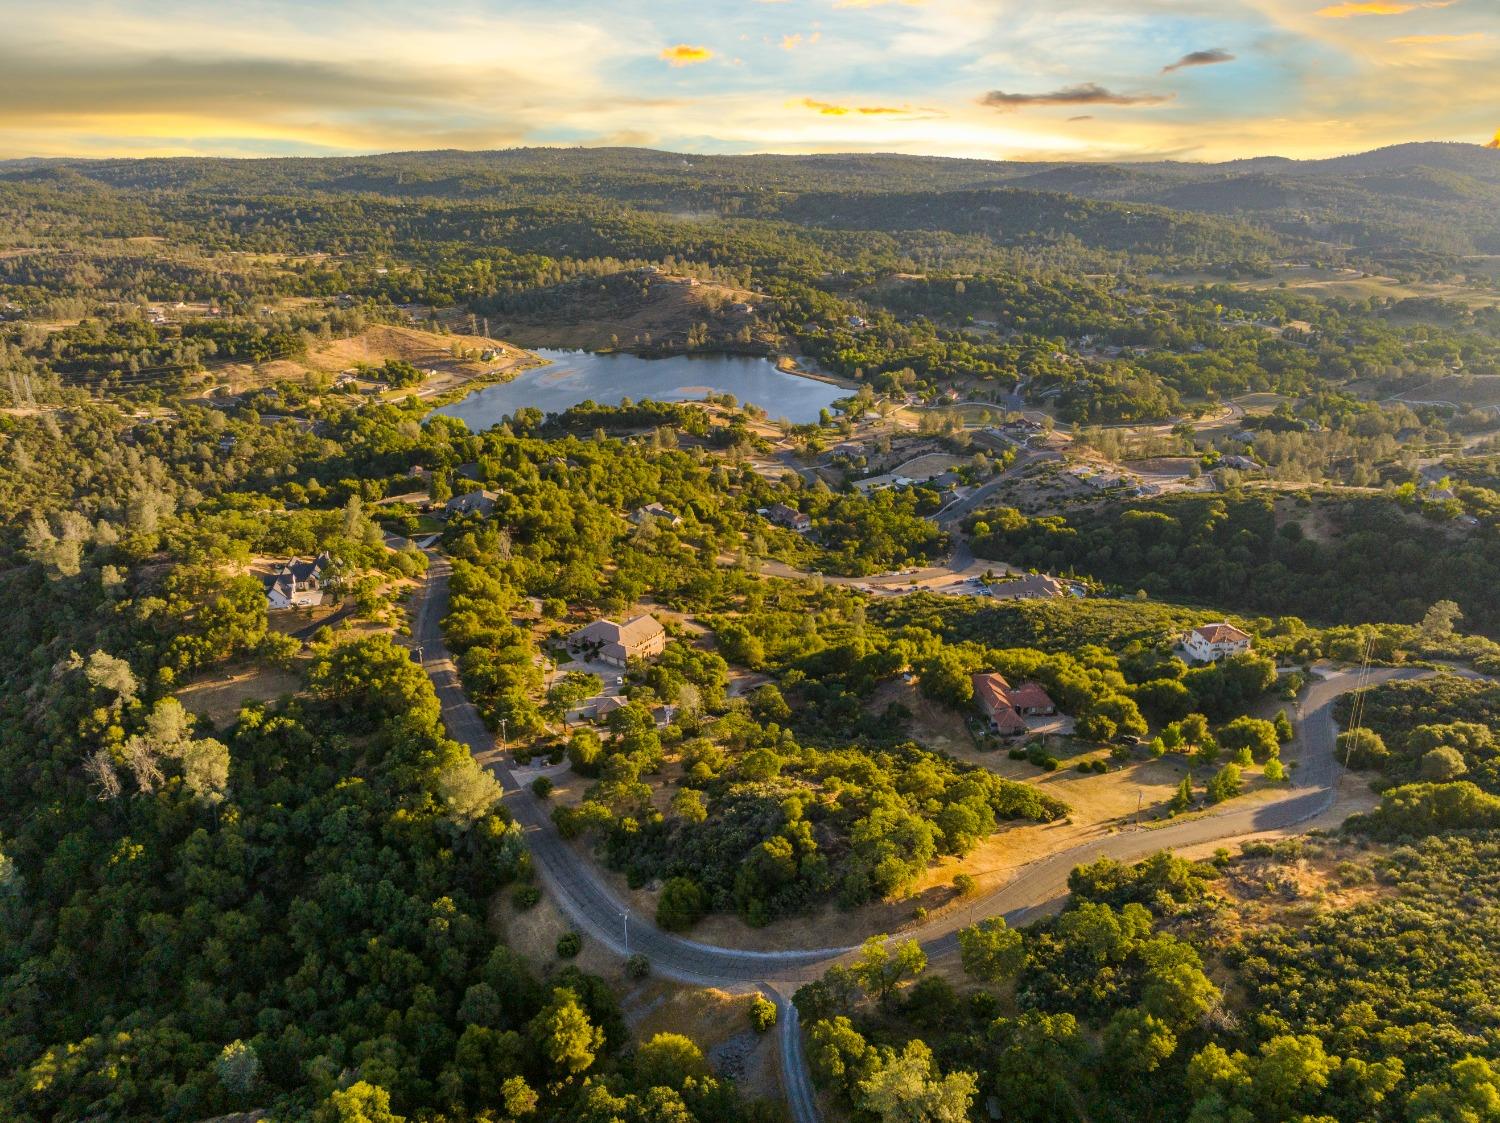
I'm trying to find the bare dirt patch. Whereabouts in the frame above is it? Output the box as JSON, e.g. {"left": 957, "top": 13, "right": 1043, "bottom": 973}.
{"left": 176, "top": 665, "right": 302, "bottom": 727}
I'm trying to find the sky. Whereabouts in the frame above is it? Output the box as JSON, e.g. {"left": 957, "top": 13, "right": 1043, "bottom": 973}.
{"left": 0, "top": 0, "right": 1497, "bottom": 163}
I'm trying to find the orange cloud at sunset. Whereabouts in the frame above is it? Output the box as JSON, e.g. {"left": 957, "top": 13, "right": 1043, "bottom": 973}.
{"left": 1316, "top": 0, "right": 1454, "bottom": 17}
{"left": 661, "top": 44, "right": 714, "bottom": 66}
{"left": 796, "top": 98, "right": 910, "bottom": 116}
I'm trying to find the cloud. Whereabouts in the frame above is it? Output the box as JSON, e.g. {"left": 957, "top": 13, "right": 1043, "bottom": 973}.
{"left": 1068, "top": 115, "right": 1095, "bottom": 122}
{"left": 980, "top": 83, "right": 1172, "bottom": 111}
{"left": 1162, "top": 48, "right": 1236, "bottom": 73}
{"left": 781, "top": 32, "right": 821, "bottom": 51}
{"left": 1315, "top": 1, "right": 1456, "bottom": 18}
{"left": 795, "top": 98, "right": 913, "bottom": 116}
{"left": 1389, "top": 32, "right": 1486, "bottom": 43}
{"left": 660, "top": 44, "right": 714, "bottom": 66}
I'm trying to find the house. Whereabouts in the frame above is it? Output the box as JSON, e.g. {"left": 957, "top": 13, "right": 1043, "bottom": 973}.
{"left": 1184, "top": 622, "right": 1253, "bottom": 663}
{"left": 444, "top": 490, "right": 497, "bottom": 518}
{"left": 767, "top": 503, "right": 812, "bottom": 532}
{"left": 265, "top": 553, "right": 331, "bottom": 610}
{"left": 568, "top": 614, "right": 667, "bottom": 668}
{"left": 972, "top": 674, "right": 1028, "bottom": 736}
{"left": 972, "top": 673, "right": 1058, "bottom": 735}
{"left": 1220, "top": 455, "right": 1257, "bottom": 471}
{"left": 987, "top": 573, "right": 1067, "bottom": 600}
{"left": 630, "top": 503, "right": 683, "bottom": 527}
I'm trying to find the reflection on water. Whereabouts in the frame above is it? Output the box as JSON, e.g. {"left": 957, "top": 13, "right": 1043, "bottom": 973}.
{"left": 429, "top": 349, "right": 844, "bottom": 429}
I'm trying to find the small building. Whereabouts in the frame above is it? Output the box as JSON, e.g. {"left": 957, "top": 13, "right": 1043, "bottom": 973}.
{"left": 630, "top": 503, "right": 683, "bottom": 527}
{"left": 1220, "top": 455, "right": 1257, "bottom": 471}
{"left": 568, "top": 614, "right": 667, "bottom": 668}
{"left": 987, "top": 573, "right": 1067, "bottom": 600}
{"left": 444, "top": 490, "right": 497, "bottom": 518}
{"left": 1184, "top": 622, "right": 1252, "bottom": 663}
{"left": 265, "top": 553, "right": 330, "bottom": 610}
{"left": 767, "top": 503, "right": 812, "bottom": 532}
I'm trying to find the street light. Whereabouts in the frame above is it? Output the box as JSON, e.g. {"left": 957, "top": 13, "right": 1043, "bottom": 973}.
{"left": 621, "top": 910, "right": 630, "bottom": 953}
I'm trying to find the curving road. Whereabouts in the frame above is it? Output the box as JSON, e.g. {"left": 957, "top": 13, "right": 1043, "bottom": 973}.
{"left": 410, "top": 553, "right": 1434, "bottom": 1123}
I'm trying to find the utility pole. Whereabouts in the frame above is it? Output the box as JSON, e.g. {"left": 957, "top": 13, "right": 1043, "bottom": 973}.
{"left": 622, "top": 910, "right": 630, "bottom": 952}
{"left": 499, "top": 717, "right": 508, "bottom": 750}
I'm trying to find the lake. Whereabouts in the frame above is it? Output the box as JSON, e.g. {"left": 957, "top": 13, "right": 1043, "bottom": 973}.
{"left": 429, "top": 349, "right": 846, "bottom": 429}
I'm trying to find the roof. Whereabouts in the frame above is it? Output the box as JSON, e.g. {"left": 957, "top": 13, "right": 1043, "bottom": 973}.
{"left": 1007, "top": 682, "right": 1055, "bottom": 711}
{"left": 1191, "top": 622, "right": 1251, "bottom": 644}
{"left": 988, "top": 573, "right": 1065, "bottom": 599}
{"left": 972, "top": 674, "right": 1026, "bottom": 732}
{"left": 570, "top": 614, "right": 665, "bottom": 648}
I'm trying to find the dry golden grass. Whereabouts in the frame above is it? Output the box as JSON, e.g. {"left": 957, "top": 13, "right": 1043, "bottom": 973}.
{"left": 176, "top": 665, "right": 303, "bottom": 727}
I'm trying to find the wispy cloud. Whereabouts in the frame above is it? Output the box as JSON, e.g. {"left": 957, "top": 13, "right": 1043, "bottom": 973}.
{"left": 1162, "top": 48, "right": 1236, "bottom": 73}
{"left": 796, "top": 98, "right": 914, "bottom": 116}
{"left": 1315, "top": 0, "right": 1457, "bottom": 18}
{"left": 781, "top": 32, "right": 821, "bottom": 50}
{"left": 660, "top": 44, "right": 714, "bottom": 66}
{"left": 980, "top": 83, "right": 1172, "bottom": 111}
{"left": 1388, "top": 32, "right": 1485, "bottom": 43}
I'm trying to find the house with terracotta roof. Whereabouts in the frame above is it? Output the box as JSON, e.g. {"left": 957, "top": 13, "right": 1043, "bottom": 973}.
{"left": 1184, "top": 622, "right": 1252, "bottom": 663}
{"left": 972, "top": 672, "right": 1057, "bottom": 736}
{"left": 568, "top": 614, "right": 667, "bottom": 668}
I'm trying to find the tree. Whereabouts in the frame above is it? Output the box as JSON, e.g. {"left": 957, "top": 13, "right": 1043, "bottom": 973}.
{"left": 1105, "top": 1008, "right": 1177, "bottom": 1074}
{"left": 853, "top": 936, "right": 927, "bottom": 1002}
{"left": 656, "top": 877, "right": 706, "bottom": 932}
{"left": 1419, "top": 599, "right": 1463, "bottom": 641}
{"left": 1407, "top": 1056, "right": 1500, "bottom": 1123}
{"left": 501, "top": 1075, "right": 539, "bottom": 1117}
{"left": 670, "top": 787, "right": 707, "bottom": 824}
{"left": 634, "top": 1033, "right": 710, "bottom": 1090}
{"left": 1216, "top": 717, "right": 1279, "bottom": 763}
{"left": 1264, "top": 757, "right": 1286, "bottom": 782}
{"left": 1250, "top": 1034, "right": 1338, "bottom": 1116}
{"left": 1273, "top": 709, "right": 1294, "bottom": 744}
{"left": 857, "top": 1039, "right": 978, "bottom": 1123}
{"left": 749, "top": 994, "right": 778, "bottom": 1033}
{"left": 958, "top": 917, "right": 1026, "bottom": 983}
{"left": 437, "top": 758, "right": 503, "bottom": 828}
{"left": 529, "top": 987, "right": 604, "bottom": 1076}
{"left": 314, "top": 1081, "right": 405, "bottom": 1123}
{"left": 1207, "top": 763, "right": 1242, "bottom": 804}
{"left": 1338, "top": 728, "right": 1389, "bottom": 768}
{"left": 1420, "top": 746, "right": 1468, "bottom": 782}
{"left": 216, "top": 1040, "right": 260, "bottom": 1097}
{"left": 1170, "top": 774, "right": 1194, "bottom": 812}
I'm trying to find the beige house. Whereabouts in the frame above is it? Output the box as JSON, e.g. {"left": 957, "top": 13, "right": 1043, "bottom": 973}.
{"left": 1184, "top": 622, "right": 1252, "bottom": 663}
{"left": 568, "top": 614, "right": 667, "bottom": 668}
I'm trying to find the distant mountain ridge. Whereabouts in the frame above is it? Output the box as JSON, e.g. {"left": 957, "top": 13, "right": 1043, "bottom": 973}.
{"left": 2, "top": 141, "right": 1497, "bottom": 270}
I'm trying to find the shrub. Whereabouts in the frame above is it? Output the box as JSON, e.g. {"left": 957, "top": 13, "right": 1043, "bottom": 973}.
{"left": 953, "top": 873, "right": 977, "bottom": 897}
{"left": 749, "top": 994, "right": 778, "bottom": 1033}
{"left": 625, "top": 954, "right": 651, "bottom": 980}
{"left": 512, "top": 884, "right": 542, "bottom": 911}
{"left": 556, "top": 931, "right": 582, "bottom": 958}
{"left": 656, "top": 877, "right": 707, "bottom": 932}
{"left": 531, "top": 775, "right": 554, "bottom": 798}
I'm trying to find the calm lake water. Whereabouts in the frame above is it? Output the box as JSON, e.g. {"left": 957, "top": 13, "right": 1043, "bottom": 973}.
{"left": 430, "top": 349, "right": 845, "bottom": 429}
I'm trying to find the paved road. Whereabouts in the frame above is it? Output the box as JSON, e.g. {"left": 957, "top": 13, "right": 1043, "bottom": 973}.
{"left": 410, "top": 555, "right": 1435, "bottom": 1123}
